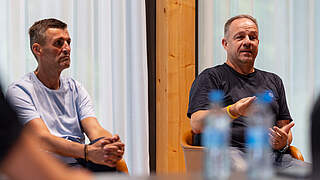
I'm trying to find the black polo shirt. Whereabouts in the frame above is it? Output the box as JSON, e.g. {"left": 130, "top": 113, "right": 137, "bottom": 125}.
{"left": 187, "top": 63, "right": 292, "bottom": 150}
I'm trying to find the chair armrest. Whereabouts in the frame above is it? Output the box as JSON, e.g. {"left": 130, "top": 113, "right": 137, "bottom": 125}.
{"left": 289, "top": 145, "right": 304, "bottom": 161}
{"left": 116, "top": 159, "right": 129, "bottom": 174}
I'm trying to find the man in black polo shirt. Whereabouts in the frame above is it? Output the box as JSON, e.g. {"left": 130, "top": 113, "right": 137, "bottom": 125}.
{"left": 188, "top": 14, "right": 308, "bottom": 169}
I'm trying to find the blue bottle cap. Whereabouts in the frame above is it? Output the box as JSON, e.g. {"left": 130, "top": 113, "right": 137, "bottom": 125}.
{"left": 208, "top": 90, "right": 224, "bottom": 103}
{"left": 257, "top": 90, "right": 274, "bottom": 103}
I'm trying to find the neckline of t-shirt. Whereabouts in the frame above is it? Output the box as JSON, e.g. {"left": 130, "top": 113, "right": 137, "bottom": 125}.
{"left": 31, "top": 72, "right": 64, "bottom": 92}
{"left": 223, "top": 63, "right": 257, "bottom": 78}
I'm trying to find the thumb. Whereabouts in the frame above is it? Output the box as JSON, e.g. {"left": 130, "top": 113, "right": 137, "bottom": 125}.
{"left": 282, "top": 122, "right": 295, "bottom": 133}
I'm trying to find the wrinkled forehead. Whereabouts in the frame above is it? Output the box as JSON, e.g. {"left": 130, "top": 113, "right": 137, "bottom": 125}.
{"left": 44, "top": 28, "right": 70, "bottom": 41}
{"left": 228, "top": 18, "right": 258, "bottom": 36}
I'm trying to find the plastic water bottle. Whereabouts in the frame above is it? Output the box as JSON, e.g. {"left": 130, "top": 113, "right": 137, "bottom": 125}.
{"left": 202, "top": 90, "right": 230, "bottom": 180}
{"left": 246, "top": 90, "right": 275, "bottom": 180}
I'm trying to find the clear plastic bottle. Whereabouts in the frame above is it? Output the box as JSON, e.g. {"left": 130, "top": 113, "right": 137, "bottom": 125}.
{"left": 202, "top": 90, "right": 231, "bottom": 180}
{"left": 246, "top": 90, "right": 275, "bottom": 180}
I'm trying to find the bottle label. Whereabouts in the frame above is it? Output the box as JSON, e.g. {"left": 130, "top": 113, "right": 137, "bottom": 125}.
{"left": 246, "top": 127, "right": 269, "bottom": 148}
{"left": 203, "top": 127, "right": 228, "bottom": 148}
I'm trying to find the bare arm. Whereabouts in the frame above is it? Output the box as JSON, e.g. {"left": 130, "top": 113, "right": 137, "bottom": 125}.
{"left": 0, "top": 131, "right": 91, "bottom": 180}
{"left": 24, "top": 117, "right": 122, "bottom": 167}
{"left": 81, "top": 117, "right": 113, "bottom": 141}
{"left": 190, "top": 110, "right": 210, "bottom": 134}
{"left": 24, "top": 118, "right": 86, "bottom": 159}
{"left": 190, "top": 96, "right": 256, "bottom": 134}
{"left": 81, "top": 117, "right": 125, "bottom": 167}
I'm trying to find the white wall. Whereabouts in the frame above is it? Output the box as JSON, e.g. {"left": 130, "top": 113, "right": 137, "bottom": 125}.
{"left": 198, "top": 0, "right": 320, "bottom": 162}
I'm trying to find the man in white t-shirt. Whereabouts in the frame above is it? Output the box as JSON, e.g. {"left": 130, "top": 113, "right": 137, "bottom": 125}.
{"left": 6, "top": 18, "right": 124, "bottom": 172}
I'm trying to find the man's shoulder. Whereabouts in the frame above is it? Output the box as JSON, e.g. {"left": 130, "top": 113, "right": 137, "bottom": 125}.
{"left": 7, "top": 72, "right": 36, "bottom": 93}
{"left": 255, "top": 68, "right": 282, "bottom": 80}
{"left": 199, "top": 64, "right": 227, "bottom": 77}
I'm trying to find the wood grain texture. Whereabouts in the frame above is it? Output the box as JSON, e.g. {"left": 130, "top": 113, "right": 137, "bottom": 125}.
{"left": 156, "top": 0, "right": 195, "bottom": 173}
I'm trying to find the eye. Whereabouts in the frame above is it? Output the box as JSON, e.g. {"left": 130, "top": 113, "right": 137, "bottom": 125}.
{"left": 235, "top": 35, "right": 244, "bottom": 40}
{"left": 54, "top": 39, "right": 64, "bottom": 48}
{"left": 67, "top": 39, "right": 71, "bottom": 45}
{"left": 249, "top": 35, "right": 257, "bottom": 40}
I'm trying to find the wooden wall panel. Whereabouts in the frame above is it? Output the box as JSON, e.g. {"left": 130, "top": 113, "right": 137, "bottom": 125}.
{"left": 156, "top": 0, "right": 195, "bottom": 173}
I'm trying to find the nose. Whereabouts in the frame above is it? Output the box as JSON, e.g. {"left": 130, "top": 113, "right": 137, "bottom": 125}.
{"left": 62, "top": 42, "right": 71, "bottom": 55}
{"left": 243, "top": 36, "right": 251, "bottom": 48}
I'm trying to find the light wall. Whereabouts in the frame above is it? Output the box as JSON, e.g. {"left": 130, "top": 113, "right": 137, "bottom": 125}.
{"left": 198, "top": 0, "right": 320, "bottom": 162}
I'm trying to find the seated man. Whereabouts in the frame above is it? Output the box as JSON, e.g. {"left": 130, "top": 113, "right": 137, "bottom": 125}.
{"left": 6, "top": 18, "right": 124, "bottom": 172}
{"left": 188, "top": 14, "right": 308, "bottom": 170}
{"left": 0, "top": 87, "right": 91, "bottom": 179}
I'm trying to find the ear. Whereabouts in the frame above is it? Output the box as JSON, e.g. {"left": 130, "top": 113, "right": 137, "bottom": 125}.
{"left": 222, "top": 38, "right": 228, "bottom": 50}
{"left": 32, "top": 43, "right": 42, "bottom": 57}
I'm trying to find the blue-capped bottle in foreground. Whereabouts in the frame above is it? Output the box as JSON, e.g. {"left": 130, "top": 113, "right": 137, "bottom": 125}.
{"left": 202, "top": 90, "right": 230, "bottom": 180}
{"left": 246, "top": 90, "right": 275, "bottom": 180}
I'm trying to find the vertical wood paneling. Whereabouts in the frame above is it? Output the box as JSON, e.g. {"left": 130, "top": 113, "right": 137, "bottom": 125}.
{"left": 156, "top": 0, "right": 195, "bottom": 173}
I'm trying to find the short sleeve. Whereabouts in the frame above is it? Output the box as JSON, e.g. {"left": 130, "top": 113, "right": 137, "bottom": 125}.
{"left": 275, "top": 76, "right": 292, "bottom": 121}
{"left": 6, "top": 85, "right": 41, "bottom": 125}
{"left": 74, "top": 81, "right": 96, "bottom": 121}
{"left": 187, "top": 69, "right": 220, "bottom": 118}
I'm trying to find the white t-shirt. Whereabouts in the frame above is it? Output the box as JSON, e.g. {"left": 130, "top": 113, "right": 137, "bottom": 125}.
{"left": 6, "top": 72, "right": 96, "bottom": 163}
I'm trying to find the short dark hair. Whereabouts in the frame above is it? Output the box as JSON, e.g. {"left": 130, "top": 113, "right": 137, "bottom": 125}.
{"left": 224, "top": 14, "right": 258, "bottom": 37}
{"left": 29, "top": 18, "right": 67, "bottom": 57}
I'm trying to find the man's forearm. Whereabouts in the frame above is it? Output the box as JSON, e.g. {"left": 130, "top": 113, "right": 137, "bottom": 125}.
{"left": 81, "top": 117, "right": 113, "bottom": 141}
{"left": 24, "top": 119, "right": 86, "bottom": 159}
{"left": 1, "top": 132, "right": 91, "bottom": 180}
{"left": 88, "top": 128, "right": 113, "bottom": 141}
{"left": 190, "top": 110, "right": 210, "bottom": 134}
{"left": 38, "top": 133, "right": 85, "bottom": 159}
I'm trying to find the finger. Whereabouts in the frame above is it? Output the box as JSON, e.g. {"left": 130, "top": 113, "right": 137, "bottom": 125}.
{"left": 269, "top": 128, "right": 281, "bottom": 139}
{"left": 241, "top": 96, "right": 255, "bottom": 102}
{"left": 105, "top": 149, "right": 124, "bottom": 156}
{"left": 103, "top": 145, "right": 119, "bottom": 152}
{"left": 103, "top": 160, "right": 117, "bottom": 167}
{"left": 273, "top": 126, "right": 287, "bottom": 138}
{"left": 104, "top": 154, "right": 121, "bottom": 161}
{"left": 104, "top": 142, "right": 124, "bottom": 151}
{"left": 269, "top": 128, "right": 278, "bottom": 137}
{"left": 102, "top": 136, "right": 114, "bottom": 141}
{"left": 112, "top": 142, "right": 125, "bottom": 149}
{"left": 99, "top": 140, "right": 113, "bottom": 147}
{"left": 268, "top": 133, "right": 274, "bottom": 140}
{"left": 238, "top": 97, "right": 256, "bottom": 115}
{"left": 247, "top": 96, "right": 256, "bottom": 102}
{"left": 117, "top": 149, "right": 124, "bottom": 155}
{"left": 106, "top": 154, "right": 123, "bottom": 161}
{"left": 243, "top": 96, "right": 256, "bottom": 104}
{"left": 269, "top": 134, "right": 281, "bottom": 149}
{"left": 113, "top": 134, "right": 120, "bottom": 139}
{"left": 100, "top": 137, "right": 115, "bottom": 144}
{"left": 269, "top": 133, "right": 278, "bottom": 142}
{"left": 103, "top": 146, "right": 124, "bottom": 156}
{"left": 104, "top": 142, "right": 124, "bottom": 153}
{"left": 110, "top": 135, "right": 120, "bottom": 142}
{"left": 282, "top": 122, "right": 295, "bottom": 134}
